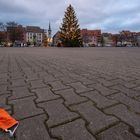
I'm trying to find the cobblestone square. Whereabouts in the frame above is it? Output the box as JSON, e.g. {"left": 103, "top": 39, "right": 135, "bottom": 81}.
{"left": 0, "top": 47, "right": 140, "bottom": 140}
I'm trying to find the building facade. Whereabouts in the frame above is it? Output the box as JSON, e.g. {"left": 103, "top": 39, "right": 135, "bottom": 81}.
{"left": 81, "top": 29, "right": 101, "bottom": 47}
{"left": 26, "top": 26, "right": 44, "bottom": 46}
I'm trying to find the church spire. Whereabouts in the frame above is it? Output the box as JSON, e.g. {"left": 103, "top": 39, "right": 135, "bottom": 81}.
{"left": 48, "top": 22, "right": 52, "bottom": 46}
{"left": 48, "top": 22, "right": 51, "bottom": 32}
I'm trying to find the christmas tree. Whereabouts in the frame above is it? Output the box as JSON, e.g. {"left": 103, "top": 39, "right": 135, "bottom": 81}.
{"left": 60, "top": 4, "right": 83, "bottom": 47}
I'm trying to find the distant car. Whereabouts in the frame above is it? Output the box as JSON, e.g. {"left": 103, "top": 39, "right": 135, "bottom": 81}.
{"left": 105, "top": 44, "right": 112, "bottom": 47}
{"left": 126, "top": 44, "right": 132, "bottom": 47}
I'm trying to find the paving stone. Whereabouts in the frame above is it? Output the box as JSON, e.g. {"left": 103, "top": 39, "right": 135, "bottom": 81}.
{"left": 33, "top": 87, "right": 60, "bottom": 103}
{"left": 71, "top": 101, "right": 118, "bottom": 134}
{"left": 109, "top": 92, "right": 140, "bottom": 113}
{"left": 51, "top": 119, "right": 96, "bottom": 140}
{"left": 58, "top": 76, "right": 77, "bottom": 84}
{"left": 26, "top": 73, "right": 39, "bottom": 81}
{"left": 9, "top": 96, "right": 43, "bottom": 119}
{"left": 81, "top": 90, "right": 118, "bottom": 109}
{"left": 0, "top": 85, "right": 8, "bottom": 92}
{"left": 52, "top": 71, "right": 64, "bottom": 78}
{"left": 68, "top": 82, "right": 93, "bottom": 93}
{"left": 124, "top": 82, "right": 138, "bottom": 89}
{"left": 0, "top": 94, "right": 11, "bottom": 110}
{"left": 77, "top": 77, "right": 96, "bottom": 85}
{"left": 88, "top": 84, "right": 118, "bottom": 96}
{"left": 30, "top": 80, "right": 48, "bottom": 89}
{"left": 96, "top": 78, "right": 116, "bottom": 87}
{"left": 97, "top": 78, "right": 124, "bottom": 87}
{"left": 68, "top": 73, "right": 84, "bottom": 80}
{"left": 97, "top": 123, "right": 140, "bottom": 140}
{"left": 10, "top": 72, "right": 24, "bottom": 80}
{"left": 100, "top": 75, "right": 117, "bottom": 81}
{"left": 38, "top": 72, "right": 52, "bottom": 78}
{"left": 43, "top": 75, "right": 57, "bottom": 83}
{"left": 117, "top": 76, "right": 135, "bottom": 82}
{"left": 111, "top": 85, "right": 140, "bottom": 97}
{"left": 0, "top": 73, "right": 9, "bottom": 79}
{"left": 16, "top": 115, "right": 55, "bottom": 140}
{"left": 9, "top": 87, "right": 34, "bottom": 100}
{"left": 48, "top": 81, "right": 69, "bottom": 91}
{"left": 0, "top": 79, "right": 9, "bottom": 85}
{"left": 10, "top": 79, "right": 27, "bottom": 88}
{"left": 133, "top": 86, "right": 140, "bottom": 91}
{"left": 39, "top": 99, "right": 79, "bottom": 127}
{"left": 54, "top": 88, "right": 87, "bottom": 105}
{"left": 105, "top": 104, "right": 140, "bottom": 135}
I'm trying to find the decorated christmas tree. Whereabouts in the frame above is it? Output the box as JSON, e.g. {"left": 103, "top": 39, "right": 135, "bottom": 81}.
{"left": 60, "top": 4, "right": 83, "bottom": 47}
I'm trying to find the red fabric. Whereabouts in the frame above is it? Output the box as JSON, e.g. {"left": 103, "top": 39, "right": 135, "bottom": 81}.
{"left": 0, "top": 108, "right": 18, "bottom": 130}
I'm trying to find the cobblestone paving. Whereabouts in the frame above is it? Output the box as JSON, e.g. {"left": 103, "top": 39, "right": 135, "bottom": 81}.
{"left": 0, "top": 47, "right": 140, "bottom": 140}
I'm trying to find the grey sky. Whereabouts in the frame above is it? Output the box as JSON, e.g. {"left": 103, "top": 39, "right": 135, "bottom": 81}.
{"left": 0, "top": 0, "right": 140, "bottom": 34}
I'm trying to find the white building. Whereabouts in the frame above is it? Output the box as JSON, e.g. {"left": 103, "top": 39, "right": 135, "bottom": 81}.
{"left": 26, "top": 26, "right": 44, "bottom": 45}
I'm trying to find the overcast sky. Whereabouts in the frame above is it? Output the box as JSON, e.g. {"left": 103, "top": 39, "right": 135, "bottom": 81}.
{"left": 0, "top": 0, "right": 140, "bottom": 35}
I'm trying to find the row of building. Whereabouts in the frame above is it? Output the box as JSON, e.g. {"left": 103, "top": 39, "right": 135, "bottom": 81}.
{"left": 53, "top": 29, "right": 140, "bottom": 47}
{"left": 0, "top": 24, "right": 140, "bottom": 47}
{"left": 0, "top": 24, "right": 52, "bottom": 47}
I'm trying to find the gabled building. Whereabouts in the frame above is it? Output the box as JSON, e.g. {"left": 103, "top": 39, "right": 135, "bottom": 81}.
{"left": 26, "top": 26, "right": 44, "bottom": 45}
{"left": 53, "top": 31, "right": 61, "bottom": 47}
{"left": 102, "top": 33, "right": 114, "bottom": 47}
{"left": 81, "top": 29, "right": 101, "bottom": 47}
{"left": 7, "top": 25, "right": 25, "bottom": 44}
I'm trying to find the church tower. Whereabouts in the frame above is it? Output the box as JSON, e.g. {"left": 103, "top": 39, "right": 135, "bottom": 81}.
{"left": 48, "top": 22, "right": 52, "bottom": 46}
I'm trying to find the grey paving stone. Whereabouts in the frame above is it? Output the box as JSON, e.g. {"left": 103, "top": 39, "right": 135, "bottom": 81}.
{"left": 51, "top": 119, "right": 96, "bottom": 140}
{"left": 26, "top": 73, "right": 39, "bottom": 81}
{"left": 111, "top": 85, "right": 140, "bottom": 97}
{"left": 133, "top": 86, "right": 140, "bottom": 91}
{"left": 0, "top": 73, "right": 9, "bottom": 79}
{"left": 0, "top": 85, "right": 8, "bottom": 92}
{"left": 9, "top": 96, "right": 43, "bottom": 119}
{"left": 97, "top": 78, "right": 124, "bottom": 87}
{"left": 16, "top": 115, "right": 55, "bottom": 140}
{"left": 39, "top": 99, "right": 79, "bottom": 127}
{"left": 33, "top": 87, "right": 60, "bottom": 103}
{"left": 54, "top": 88, "right": 87, "bottom": 105}
{"left": 10, "top": 72, "right": 24, "bottom": 80}
{"left": 88, "top": 84, "right": 118, "bottom": 96}
{"left": 0, "top": 79, "right": 9, "bottom": 85}
{"left": 52, "top": 71, "right": 64, "bottom": 78}
{"left": 81, "top": 90, "right": 118, "bottom": 109}
{"left": 77, "top": 77, "right": 96, "bottom": 85}
{"left": 96, "top": 78, "right": 116, "bottom": 87}
{"left": 58, "top": 76, "right": 77, "bottom": 84}
{"left": 10, "top": 79, "right": 27, "bottom": 88}
{"left": 104, "top": 104, "right": 140, "bottom": 135}
{"left": 124, "top": 82, "right": 138, "bottom": 89}
{"left": 43, "top": 75, "right": 57, "bottom": 83}
{"left": 9, "top": 87, "right": 34, "bottom": 100}
{"left": 97, "top": 123, "right": 140, "bottom": 140}
{"left": 117, "top": 76, "right": 135, "bottom": 82}
{"left": 48, "top": 81, "right": 69, "bottom": 91}
{"left": 109, "top": 92, "right": 140, "bottom": 113}
{"left": 71, "top": 101, "right": 118, "bottom": 134}
{"left": 68, "top": 82, "right": 93, "bottom": 93}
{"left": 30, "top": 80, "right": 48, "bottom": 89}
{"left": 0, "top": 94, "right": 11, "bottom": 110}
{"left": 38, "top": 71, "right": 52, "bottom": 78}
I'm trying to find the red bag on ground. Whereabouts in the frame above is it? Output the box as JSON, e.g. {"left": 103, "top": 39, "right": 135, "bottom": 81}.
{"left": 0, "top": 108, "right": 18, "bottom": 136}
